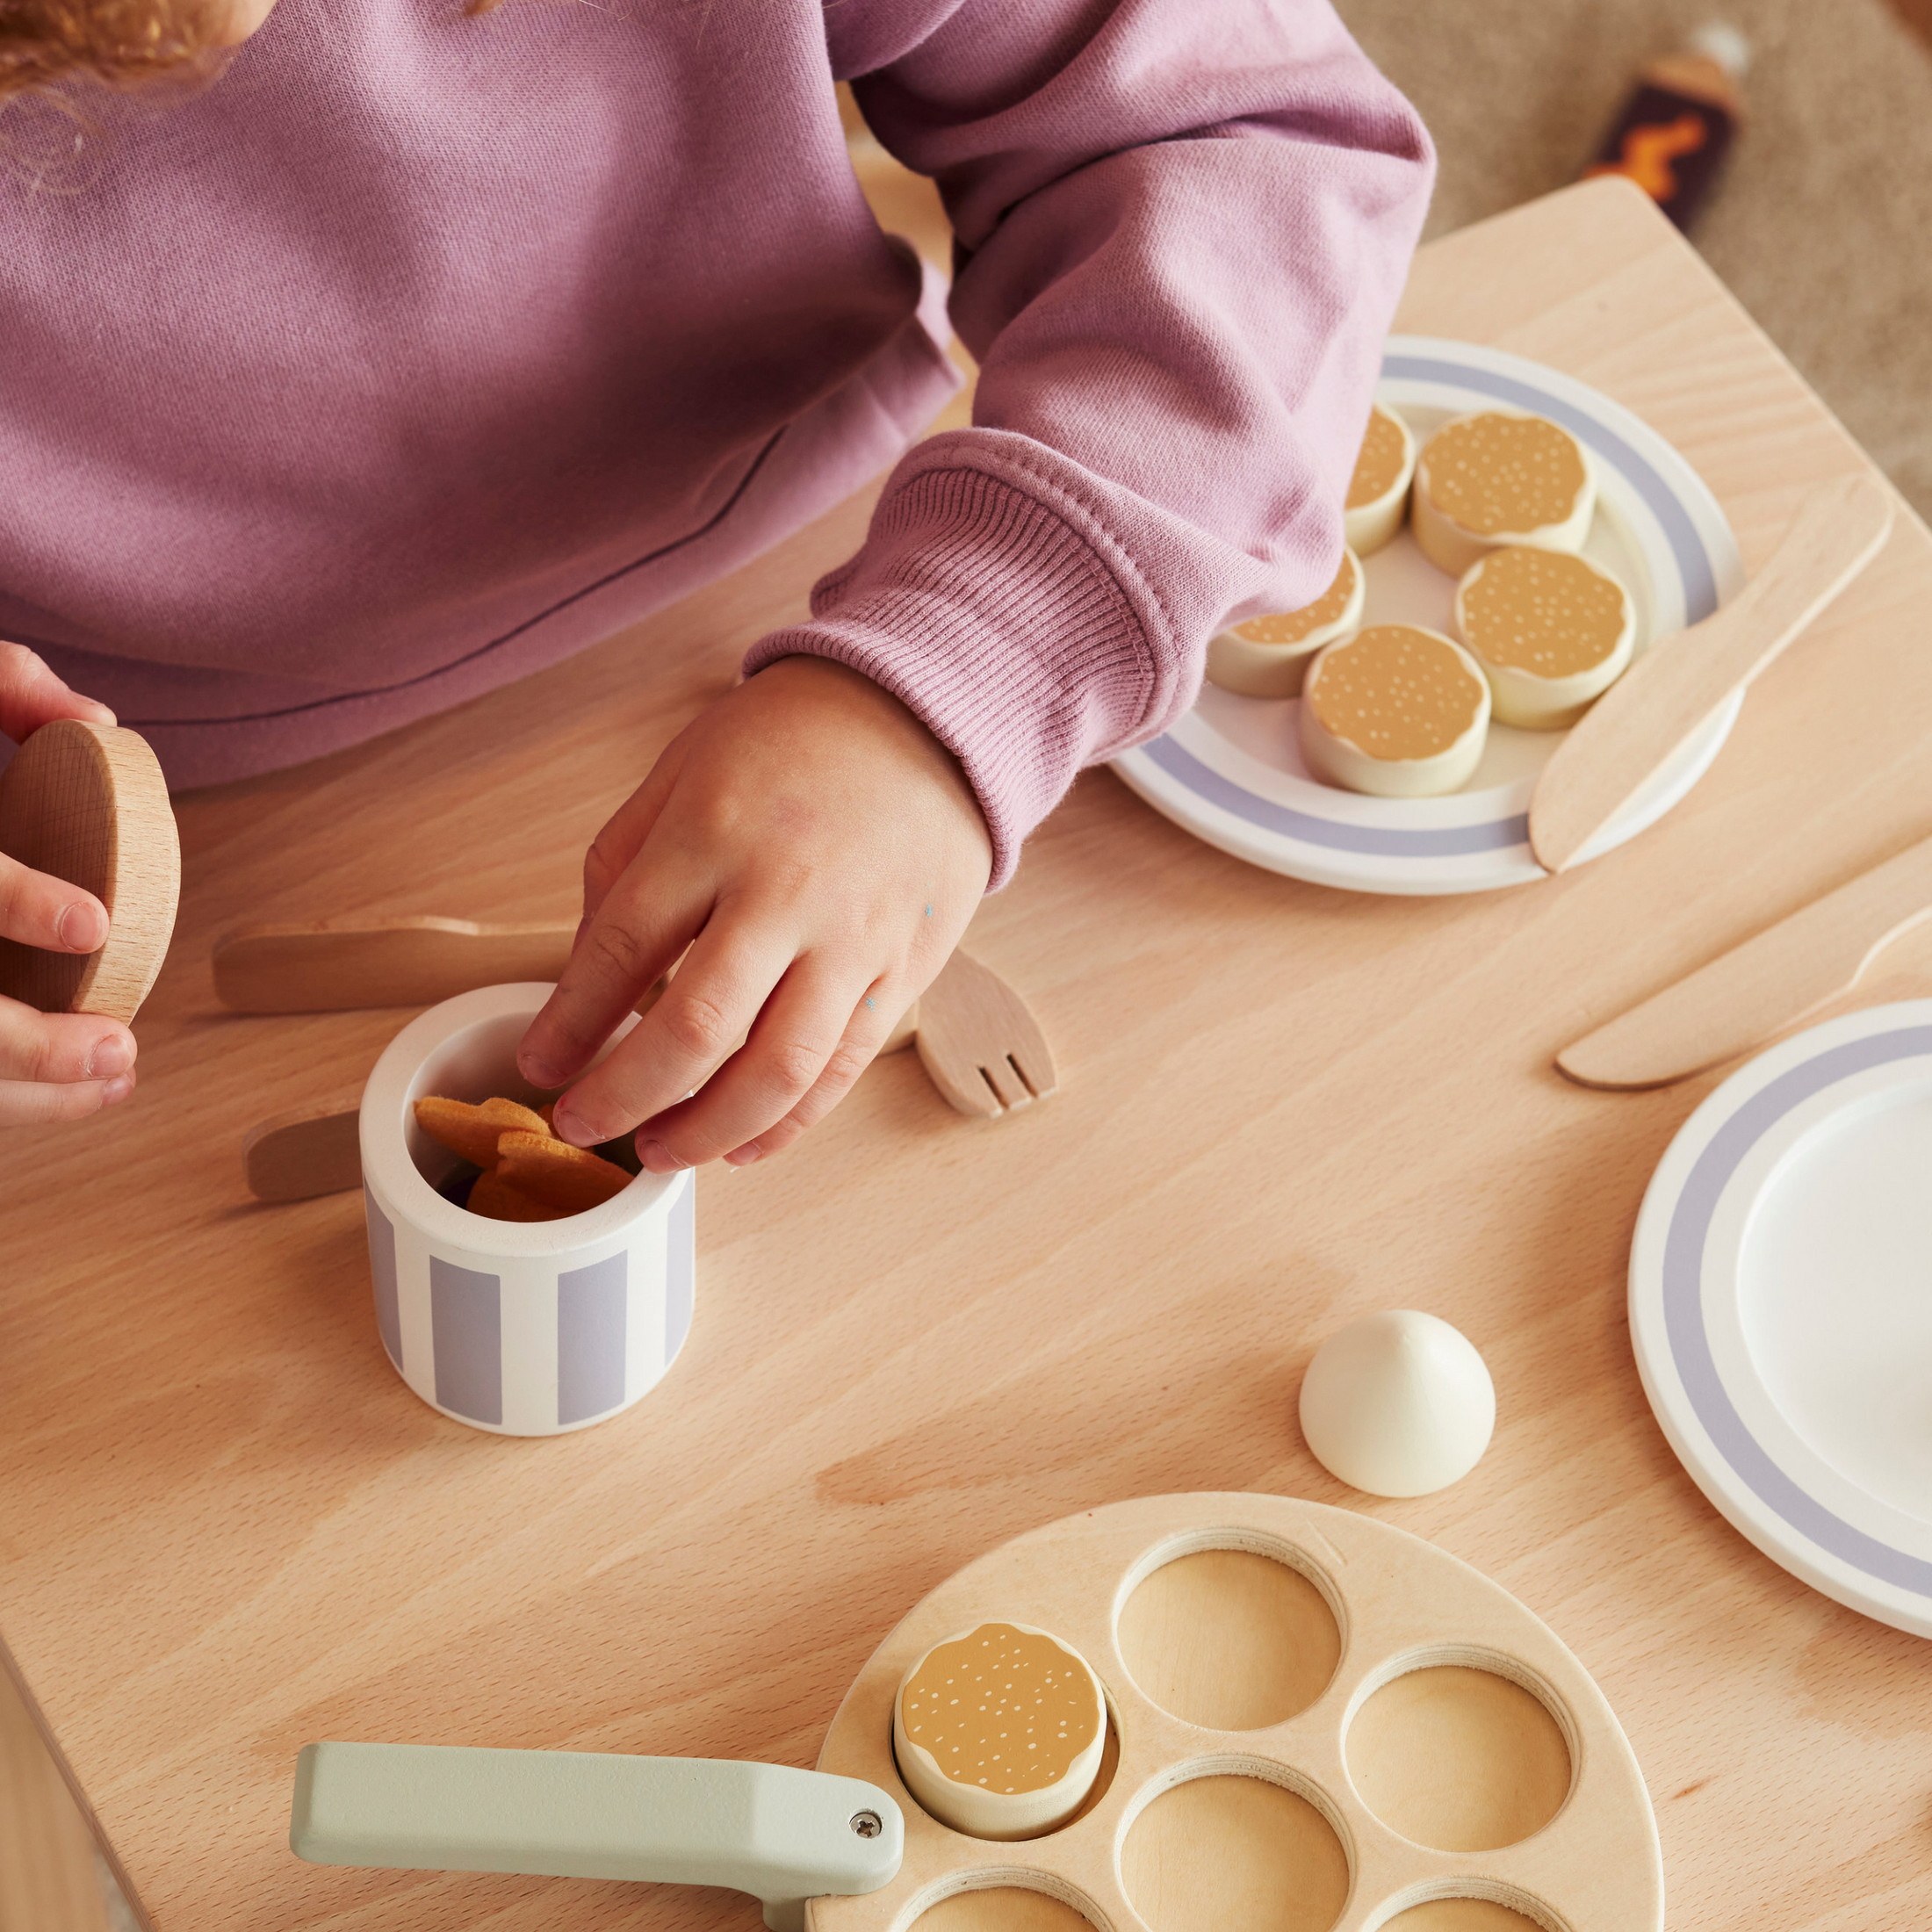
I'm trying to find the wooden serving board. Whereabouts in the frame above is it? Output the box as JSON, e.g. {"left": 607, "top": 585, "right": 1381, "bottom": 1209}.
{"left": 811, "top": 1494, "right": 1660, "bottom": 1932}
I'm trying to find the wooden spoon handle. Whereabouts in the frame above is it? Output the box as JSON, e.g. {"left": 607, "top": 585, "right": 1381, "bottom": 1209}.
{"left": 1560, "top": 827, "right": 1932, "bottom": 1089}
{"left": 214, "top": 916, "right": 578, "bottom": 1013}
{"left": 1529, "top": 473, "right": 1895, "bottom": 874}
{"left": 244, "top": 1095, "right": 364, "bottom": 1201}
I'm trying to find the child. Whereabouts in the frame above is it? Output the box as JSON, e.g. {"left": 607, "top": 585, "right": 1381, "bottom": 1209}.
{"left": 0, "top": 0, "right": 1432, "bottom": 1159}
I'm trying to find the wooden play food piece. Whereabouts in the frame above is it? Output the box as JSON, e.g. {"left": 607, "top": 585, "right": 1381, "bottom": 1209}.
{"left": 1412, "top": 411, "right": 1596, "bottom": 578}
{"left": 494, "top": 1129, "right": 632, "bottom": 1216}
{"left": 1299, "top": 1310, "right": 1496, "bottom": 1497}
{"left": 0, "top": 719, "right": 179, "bottom": 1022}
{"left": 289, "top": 1494, "right": 1662, "bottom": 1929}
{"left": 1206, "top": 549, "right": 1364, "bottom": 699}
{"left": 466, "top": 1168, "right": 557, "bottom": 1223}
{"left": 891, "top": 1622, "right": 1106, "bottom": 1841}
{"left": 1344, "top": 401, "right": 1417, "bottom": 556}
{"left": 1453, "top": 545, "right": 1635, "bottom": 729}
{"left": 1528, "top": 471, "right": 1895, "bottom": 873}
{"left": 1298, "top": 625, "right": 1490, "bottom": 798}
{"left": 413, "top": 1094, "right": 550, "bottom": 1170}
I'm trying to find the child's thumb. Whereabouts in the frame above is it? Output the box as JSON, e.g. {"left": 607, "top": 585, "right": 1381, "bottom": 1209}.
{"left": 0, "top": 642, "right": 118, "bottom": 746}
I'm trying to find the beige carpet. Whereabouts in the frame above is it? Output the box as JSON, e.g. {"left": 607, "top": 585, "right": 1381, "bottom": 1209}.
{"left": 1333, "top": 0, "right": 1932, "bottom": 516}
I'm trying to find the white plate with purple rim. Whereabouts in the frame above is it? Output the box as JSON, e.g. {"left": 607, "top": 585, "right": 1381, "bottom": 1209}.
{"left": 1110, "top": 335, "right": 1747, "bottom": 895}
{"left": 1629, "top": 998, "right": 1932, "bottom": 1638}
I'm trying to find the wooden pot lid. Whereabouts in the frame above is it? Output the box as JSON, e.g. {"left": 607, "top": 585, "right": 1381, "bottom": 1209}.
{"left": 0, "top": 721, "right": 180, "bottom": 1022}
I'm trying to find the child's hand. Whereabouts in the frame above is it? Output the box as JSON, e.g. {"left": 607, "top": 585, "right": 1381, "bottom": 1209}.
{"left": 518, "top": 657, "right": 991, "bottom": 1169}
{"left": 0, "top": 645, "right": 138, "bottom": 1124}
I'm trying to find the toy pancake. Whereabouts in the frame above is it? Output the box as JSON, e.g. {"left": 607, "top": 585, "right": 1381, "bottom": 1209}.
{"left": 1344, "top": 402, "right": 1417, "bottom": 556}
{"left": 1299, "top": 624, "right": 1491, "bottom": 798}
{"left": 290, "top": 1493, "right": 1662, "bottom": 1932}
{"left": 1207, "top": 549, "right": 1364, "bottom": 699}
{"left": 1454, "top": 545, "right": 1636, "bottom": 730}
{"left": 1413, "top": 411, "right": 1597, "bottom": 578}
{"left": 0, "top": 720, "right": 179, "bottom": 1021}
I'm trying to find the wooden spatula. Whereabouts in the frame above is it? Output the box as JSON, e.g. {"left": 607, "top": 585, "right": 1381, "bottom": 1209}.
{"left": 912, "top": 948, "right": 1058, "bottom": 1119}
{"left": 0, "top": 720, "right": 179, "bottom": 1021}
{"left": 1559, "top": 826, "right": 1932, "bottom": 1089}
{"left": 1528, "top": 473, "right": 1895, "bottom": 874}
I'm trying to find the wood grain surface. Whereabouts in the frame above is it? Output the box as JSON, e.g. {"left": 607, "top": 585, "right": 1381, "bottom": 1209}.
{"left": 3, "top": 177, "right": 1931, "bottom": 1932}
{"left": 0, "top": 1658, "right": 108, "bottom": 1932}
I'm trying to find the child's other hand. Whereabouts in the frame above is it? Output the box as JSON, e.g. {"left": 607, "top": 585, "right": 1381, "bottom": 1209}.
{"left": 0, "top": 645, "right": 137, "bottom": 1123}
{"left": 517, "top": 657, "right": 991, "bottom": 1169}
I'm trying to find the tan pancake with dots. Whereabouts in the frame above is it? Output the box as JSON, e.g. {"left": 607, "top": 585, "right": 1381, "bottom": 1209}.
{"left": 899, "top": 1623, "right": 1101, "bottom": 1796}
{"left": 1348, "top": 404, "right": 1409, "bottom": 508}
{"left": 1307, "top": 625, "right": 1487, "bottom": 762}
{"left": 1460, "top": 547, "right": 1629, "bottom": 675}
{"left": 1231, "top": 551, "right": 1359, "bottom": 648}
{"left": 1423, "top": 413, "right": 1588, "bottom": 536}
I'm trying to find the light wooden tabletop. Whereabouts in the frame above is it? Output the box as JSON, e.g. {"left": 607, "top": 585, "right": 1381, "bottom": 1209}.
{"left": 4, "top": 177, "right": 1930, "bottom": 1932}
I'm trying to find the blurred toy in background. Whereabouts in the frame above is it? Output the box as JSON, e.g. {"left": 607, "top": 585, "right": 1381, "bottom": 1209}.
{"left": 1585, "top": 21, "right": 1750, "bottom": 232}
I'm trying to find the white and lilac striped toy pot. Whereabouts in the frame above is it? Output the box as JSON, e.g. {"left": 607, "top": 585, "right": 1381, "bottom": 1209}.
{"left": 358, "top": 983, "right": 695, "bottom": 1437}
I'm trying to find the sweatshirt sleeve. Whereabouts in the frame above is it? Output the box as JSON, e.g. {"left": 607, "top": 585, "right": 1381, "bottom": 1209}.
{"left": 743, "top": 0, "right": 1435, "bottom": 886}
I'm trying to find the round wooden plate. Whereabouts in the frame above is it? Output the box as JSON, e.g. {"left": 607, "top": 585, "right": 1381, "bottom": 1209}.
{"left": 1112, "top": 336, "right": 1745, "bottom": 896}
{"left": 1631, "top": 998, "right": 1932, "bottom": 1638}
{"left": 0, "top": 720, "right": 180, "bottom": 1022}
{"left": 811, "top": 1494, "right": 1661, "bottom": 1932}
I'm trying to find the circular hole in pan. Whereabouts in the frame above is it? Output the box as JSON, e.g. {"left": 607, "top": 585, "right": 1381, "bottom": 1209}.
{"left": 1116, "top": 1539, "right": 1342, "bottom": 1729}
{"left": 1345, "top": 1655, "right": 1574, "bottom": 1853}
{"left": 1374, "top": 1895, "right": 1558, "bottom": 1932}
{"left": 1121, "top": 1766, "right": 1350, "bottom": 1932}
{"left": 908, "top": 1887, "right": 1099, "bottom": 1931}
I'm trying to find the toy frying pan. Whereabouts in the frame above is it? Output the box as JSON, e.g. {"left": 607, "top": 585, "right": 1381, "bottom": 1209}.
{"left": 290, "top": 1493, "right": 1662, "bottom": 1930}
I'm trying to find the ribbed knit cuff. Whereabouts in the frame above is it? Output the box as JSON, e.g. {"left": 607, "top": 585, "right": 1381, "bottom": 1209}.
{"left": 742, "top": 461, "right": 1158, "bottom": 889}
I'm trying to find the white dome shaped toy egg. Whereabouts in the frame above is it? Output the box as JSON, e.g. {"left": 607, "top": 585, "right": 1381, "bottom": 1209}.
{"left": 1298, "top": 624, "right": 1490, "bottom": 799}
{"left": 1344, "top": 402, "right": 1416, "bottom": 556}
{"left": 1298, "top": 1309, "right": 1496, "bottom": 1498}
{"left": 891, "top": 1620, "right": 1107, "bottom": 1840}
{"left": 1412, "top": 409, "right": 1597, "bottom": 578}
{"left": 1453, "top": 544, "right": 1635, "bottom": 730}
{"left": 1207, "top": 547, "right": 1364, "bottom": 698}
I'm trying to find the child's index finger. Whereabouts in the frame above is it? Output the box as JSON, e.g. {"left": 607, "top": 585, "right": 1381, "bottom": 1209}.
{"left": 546, "top": 915, "right": 794, "bottom": 1151}
{"left": 517, "top": 882, "right": 702, "bottom": 1094}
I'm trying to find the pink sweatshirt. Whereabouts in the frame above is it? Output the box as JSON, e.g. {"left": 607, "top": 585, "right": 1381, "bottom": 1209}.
{"left": 0, "top": 0, "right": 1431, "bottom": 884}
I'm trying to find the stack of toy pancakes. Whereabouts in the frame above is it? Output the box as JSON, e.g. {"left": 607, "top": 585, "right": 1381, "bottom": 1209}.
{"left": 1208, "top": 404, "right": 1636, "bottom": 797}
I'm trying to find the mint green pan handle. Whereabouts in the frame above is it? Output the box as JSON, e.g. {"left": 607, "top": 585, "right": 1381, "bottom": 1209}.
{"left": 290, "top": 1741, "right": 904, "bottom": 1931}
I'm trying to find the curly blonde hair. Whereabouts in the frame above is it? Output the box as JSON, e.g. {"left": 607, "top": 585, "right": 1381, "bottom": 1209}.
{"left": 0, "top": 0, "right": 236, "bottom": 98}
{"left": 0, "top": 0, "right": 502, "bottom": 101}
